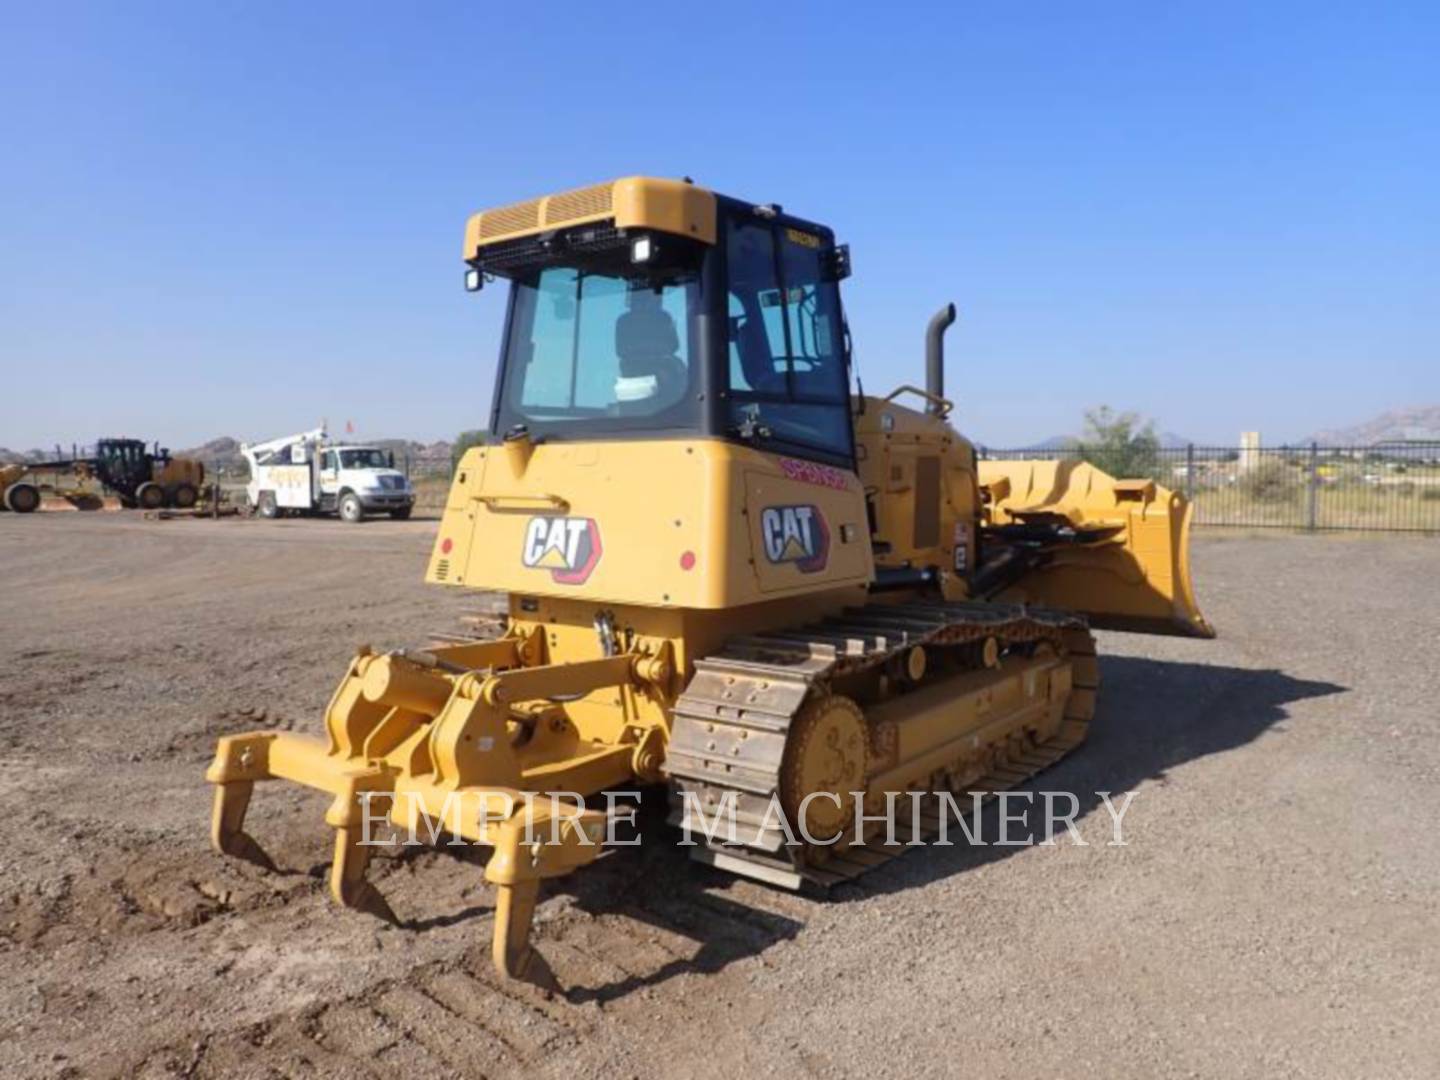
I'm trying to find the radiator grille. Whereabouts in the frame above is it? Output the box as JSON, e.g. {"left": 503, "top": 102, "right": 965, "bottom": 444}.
{"left": 544, "top": 182, "right": 613, "bottom": 224}
{"left": 479, "top": 199, "right": 541, "bottom": 239}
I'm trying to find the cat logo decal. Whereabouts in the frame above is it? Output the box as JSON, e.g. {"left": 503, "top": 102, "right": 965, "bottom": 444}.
{"left": 521, "top": 516, "right": 603, "bottom": 584}
{"left": 760, "top": 505, "right": 829, "bottom": 573}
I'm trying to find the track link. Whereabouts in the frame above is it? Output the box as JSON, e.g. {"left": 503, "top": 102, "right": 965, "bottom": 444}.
{"left": 665, "top": 600, "right": 1098, "bottom": 889}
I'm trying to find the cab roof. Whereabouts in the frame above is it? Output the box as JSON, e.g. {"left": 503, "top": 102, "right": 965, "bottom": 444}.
{"left": 463, "top": 176, "right": 717, "bottom": 259}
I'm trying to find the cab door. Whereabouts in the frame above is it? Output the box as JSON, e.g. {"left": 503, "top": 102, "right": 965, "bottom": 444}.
{"left": 319, "top": 450, "right": 340, "bottom": 499}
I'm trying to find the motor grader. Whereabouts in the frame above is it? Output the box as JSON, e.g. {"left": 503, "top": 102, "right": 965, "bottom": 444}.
{"left": 5, "top": 439, "right": 206, "bottom": 511}
{"left": 208, "top": 176, "right": 1211, "bottom": 988}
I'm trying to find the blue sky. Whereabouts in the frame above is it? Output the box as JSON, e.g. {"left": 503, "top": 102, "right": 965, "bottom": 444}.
{"left": 1, "top": 2, "right": 1435, "bottom": 450}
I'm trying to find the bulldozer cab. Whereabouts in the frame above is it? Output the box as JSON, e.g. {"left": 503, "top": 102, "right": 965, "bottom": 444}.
{"left": 476, "top": 186, "right": 855, "bottom": 472}
{"left": 460, "top": 177, "right": 1207, "bottom": 635}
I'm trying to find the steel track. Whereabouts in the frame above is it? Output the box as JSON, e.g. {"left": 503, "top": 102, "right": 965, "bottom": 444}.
{"left": 665, "top": 601, "right": 1098, "bottom": 888}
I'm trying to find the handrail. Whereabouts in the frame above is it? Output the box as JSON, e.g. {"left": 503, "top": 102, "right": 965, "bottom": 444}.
{"left": 476, "top": 492, "right": 571, "bottom": 513}
{"left": 883, "top": 385, "right": 953, "bottom": 417}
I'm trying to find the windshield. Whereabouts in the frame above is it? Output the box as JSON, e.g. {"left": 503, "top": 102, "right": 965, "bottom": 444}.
{"left": 498, "top": 267, "right": 700, "bottom": 430}
{"left": 339, "top": 449, "right": 389, "bottom": 469}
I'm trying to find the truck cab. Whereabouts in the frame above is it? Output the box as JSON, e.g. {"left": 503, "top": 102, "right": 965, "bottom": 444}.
{"left": 317, "top": 445, "right": 415, "bottom": 520}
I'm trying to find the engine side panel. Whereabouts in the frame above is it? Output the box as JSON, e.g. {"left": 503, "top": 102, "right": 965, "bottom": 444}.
{"left": 852, "top": 396, "right": 980, "bottom": 596}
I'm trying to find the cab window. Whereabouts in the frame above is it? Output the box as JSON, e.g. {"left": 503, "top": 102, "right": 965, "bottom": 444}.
{"left": 725, "top": 218, "right": 851, "bottom": 464}
{"left": 505, "top": 266, "right": 696, "bottom": 421}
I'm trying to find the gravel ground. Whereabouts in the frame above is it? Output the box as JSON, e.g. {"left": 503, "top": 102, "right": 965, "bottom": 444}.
{"left": 0, "top": 514, "right": 1436, "bottom": 1079}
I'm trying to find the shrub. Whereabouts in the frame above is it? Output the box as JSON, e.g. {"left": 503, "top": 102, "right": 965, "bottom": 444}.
{"left": 451, "top": 429, "right": 486, "bottom": 472}
{"left": 1238, "top": 461, "right": 1295, "bottom": 503}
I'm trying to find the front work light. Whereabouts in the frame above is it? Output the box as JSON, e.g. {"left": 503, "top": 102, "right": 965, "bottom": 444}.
{"left": 464, "top": 267, "right": 483, "bottom": 292}
{"left": 631, "top": 236, "right": 653, "bottom": 263}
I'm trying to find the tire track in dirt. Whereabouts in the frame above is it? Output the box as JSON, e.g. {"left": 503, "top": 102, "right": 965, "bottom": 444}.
{"left": 116, "top": 949, "right": 597, "bottom": 1080}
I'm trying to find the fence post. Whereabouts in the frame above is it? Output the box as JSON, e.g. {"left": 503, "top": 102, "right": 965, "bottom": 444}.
{"left": 1185, "top": 443, "right": 1195, "bottom": 501}
{"left": 1306, "top": 441, "right": 1319, "bottom": 532}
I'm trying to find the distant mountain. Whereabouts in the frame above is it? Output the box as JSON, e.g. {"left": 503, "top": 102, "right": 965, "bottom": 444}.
{"left": 177, "top": 437, "right": 245, "bottom": 470}
{"left": 0, "top": 447, "right": 48, "bottom": 465}
{"left": 1310, "top": 406, "right": 1440, "bottom": 446}
{"left": 1023, "top": 434, "right": 1076, "bottom": 451}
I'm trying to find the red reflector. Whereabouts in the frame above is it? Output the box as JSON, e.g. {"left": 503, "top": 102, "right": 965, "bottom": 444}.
{"left": 441, "top": 538, "right": 454, "bottom": 554}
{"left": 679, "top": 550, "right": 696, "bottom": 571}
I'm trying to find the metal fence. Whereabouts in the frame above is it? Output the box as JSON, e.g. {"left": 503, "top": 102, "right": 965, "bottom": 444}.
{"left": 977, "top": 443, "right": 1440, "bottom": 534}
{"left": 395, "top": 452, "right": 455, "bottom": 509}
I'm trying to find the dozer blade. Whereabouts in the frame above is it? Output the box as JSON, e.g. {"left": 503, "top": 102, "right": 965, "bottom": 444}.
{"left": 978, "top": 458, "right": 1214, "bottom": 638}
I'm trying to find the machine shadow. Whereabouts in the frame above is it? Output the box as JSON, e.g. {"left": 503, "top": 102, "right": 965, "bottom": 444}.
{"left": 547, "top": 802, "right": 806, "bottom": 1006}
{"left": 355, "top": 799, "right": 803, "bottom": 1003}
{"left": 546, "top": 654, "right": 1343, "bottom": 1002}
{"left": 827, "top": 654, "right": 1346, "bottom": 898}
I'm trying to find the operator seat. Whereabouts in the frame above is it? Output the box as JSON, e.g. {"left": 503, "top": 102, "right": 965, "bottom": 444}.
{"left": 614, "top": 295, "right": 688, "bottom": 412}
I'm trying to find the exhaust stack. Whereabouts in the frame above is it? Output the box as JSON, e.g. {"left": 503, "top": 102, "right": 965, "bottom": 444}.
{"left": 925, "top": 303, "right": 957, "bottom": 415}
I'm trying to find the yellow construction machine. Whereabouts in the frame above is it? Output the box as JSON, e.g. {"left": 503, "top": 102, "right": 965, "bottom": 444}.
{"left": 2, "top": 441, "right": 206, "bottom": 512}
{"left": 1, "top": 464, "right": 42, "bottom": 513}
{"left": 208, "top": 177, "right": 1211, "bottom": 987}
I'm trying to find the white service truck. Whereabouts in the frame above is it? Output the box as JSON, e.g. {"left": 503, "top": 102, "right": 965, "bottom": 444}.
{"left": 242, "top": 427, "right": 416, "bottom": 522}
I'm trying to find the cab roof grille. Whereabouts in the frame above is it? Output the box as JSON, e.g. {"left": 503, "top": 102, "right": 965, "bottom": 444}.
{"left": 477, "top": 183, "right": 615, "bottom": 242}
{"left": 478, "top": 198, "right": 542, "bottom": 239}
{"left": 544, "top": 182, "right": 613, "bottom": 224}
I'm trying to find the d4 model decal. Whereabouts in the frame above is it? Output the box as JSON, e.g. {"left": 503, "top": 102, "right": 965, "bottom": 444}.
{"left": 522, "top": 516, "right": 603, "bottom": 584}
{"left": 760, "top": 504, "right": 829, "bottom": 573}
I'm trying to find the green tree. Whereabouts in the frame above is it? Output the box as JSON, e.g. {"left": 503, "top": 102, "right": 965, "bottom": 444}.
{"left": 452, "top": 429, "right": 486, "bottom": 472}
{"left": 1073, "top": 406, "right": 1162, "bottom": 480}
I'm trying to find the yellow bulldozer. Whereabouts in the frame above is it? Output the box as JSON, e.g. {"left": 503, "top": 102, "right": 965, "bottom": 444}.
{"left": 208, "top": 177, "right": 1211, "bottom": 987}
